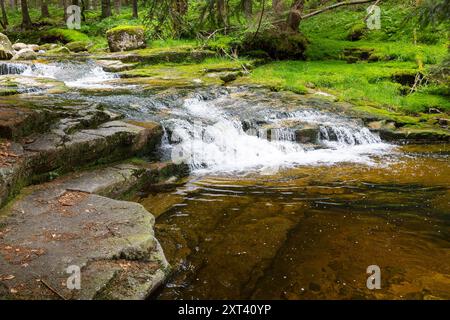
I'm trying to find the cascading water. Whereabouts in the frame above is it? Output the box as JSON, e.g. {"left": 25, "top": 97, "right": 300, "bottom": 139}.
{"left": 0, "top": 61, "right": 118, "bottom": 89}
{"left": 161, "top": 94, "right": 392, "bottom": 174}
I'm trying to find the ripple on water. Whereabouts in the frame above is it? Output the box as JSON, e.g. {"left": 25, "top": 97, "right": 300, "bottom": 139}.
{"left": 140, "top": 147, "right": 450, "bottom": 300}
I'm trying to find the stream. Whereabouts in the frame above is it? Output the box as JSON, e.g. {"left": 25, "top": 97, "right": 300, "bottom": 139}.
{"left": 2, "top": 61, "right": 449, "bottom": 299}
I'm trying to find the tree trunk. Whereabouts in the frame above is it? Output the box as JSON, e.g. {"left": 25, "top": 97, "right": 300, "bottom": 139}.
{"left": 172, "top": 0, "right": 188, "bottom": 34}
{"left": 243, "top": 0, "right": 252, "bottom": 18}
{"left": 113, "top": 0, "right": 120, "bottom": 14}
{"left": 81, "top": 0, "right": 86, "bottom": 21}
{"left": 217, "top": 0, "right": 227, "bottom": 28}
{"left": 286, "top": 0, "right": 304, "bottom": 31}
{"left": 272, "top": 0, "right": 283, "bottom": 14}
{"left": 0, "top": 0, "right": 8, "bottom": 27}
{"left": 20, "top": 0, "right": 32, "bottom": 29}
{"left": 63, "top": 0, "right": 68, "bottom": 21}
{"left": 101, "top": 0, "right": 111, "bottom": 18}
{"left": 40, "top": 0, "right": 49, "bottom": 18}
{"left": 8, "top": 0, "right": 14, "bottom": 9}
{"left": 131, "top": 0, "right": 137, "bottom": 18}
{"left": 173, "top": 0, "right": 188, "bottom": 16}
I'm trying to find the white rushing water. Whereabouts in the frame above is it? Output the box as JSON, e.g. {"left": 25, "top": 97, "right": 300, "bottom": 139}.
{"left": 163, "top": 95, "right": 392, "bottom": 174}
{"left": 1, "top": 61, "right": 392, "bottom": 174}
{"left": 1, "top": 61, "right": 118, "bottom": 89}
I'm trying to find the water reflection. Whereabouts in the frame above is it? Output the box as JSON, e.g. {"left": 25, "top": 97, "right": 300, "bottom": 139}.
{"left": 138, "top": 144, "right": 450, "bottom": 300}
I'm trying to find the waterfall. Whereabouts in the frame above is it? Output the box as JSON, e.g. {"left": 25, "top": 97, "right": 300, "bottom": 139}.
{"left": 161, "top": 95, "right": 391, "bottom": 174}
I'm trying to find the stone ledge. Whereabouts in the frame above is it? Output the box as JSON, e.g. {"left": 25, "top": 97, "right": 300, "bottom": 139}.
{"left": 0, "top": 160, "right": 187, "bottom": 299}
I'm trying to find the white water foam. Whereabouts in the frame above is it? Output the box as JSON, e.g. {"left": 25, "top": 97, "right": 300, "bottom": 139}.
{"left": 19, "top": 61, "right": 118, "bottom": 89}
{"left": 163, "top": 96, "right": 392, "bottom": 174}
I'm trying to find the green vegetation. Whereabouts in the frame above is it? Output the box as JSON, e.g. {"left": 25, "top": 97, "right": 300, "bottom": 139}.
{"left": 43, "top": 28, "right": 90, "bottom": 42}
{"left": 248, "top": 60, "right": 449, "bottom": 113}
{"left": 0, "top": 0, "right": 448, "bottom": 131}
{"left": 240, "top": 0, "right": 449, "bottom": 125}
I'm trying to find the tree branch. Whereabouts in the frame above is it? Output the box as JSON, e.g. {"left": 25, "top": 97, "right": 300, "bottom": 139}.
{"left": 302, "top": 0, "right": 378, "bottom": 20}
{"left": 252, "top": 0, "right": 266, "bottom": 42}
{"left": 364, "top": 0, "right": 382, "bottom": 22}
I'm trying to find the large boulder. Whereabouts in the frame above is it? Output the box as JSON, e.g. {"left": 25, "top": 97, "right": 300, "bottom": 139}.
{"left": 241, "top": 28, "right": 308, "bottom": 60}
{"left": 12, "top": 42, "right": 28, "bottom": 51}
{"left": 0, "top": 32, "right": 14, "bottom": 60}
{"left": 11, "top": 48, "right": 37, "bottom": 61}
{"left": 106, "top": 26, "right": 146, "bottom": 52}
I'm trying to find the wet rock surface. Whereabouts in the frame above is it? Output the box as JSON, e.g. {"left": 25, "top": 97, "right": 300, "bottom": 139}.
{"left": 0, "top": 55, "right": 449, "bottom": 300}
{"left": 0, "top": 100, "right": 163, "bottom": 208}
{"left": 0, "top": 163, "right": 176, "bottom": 299}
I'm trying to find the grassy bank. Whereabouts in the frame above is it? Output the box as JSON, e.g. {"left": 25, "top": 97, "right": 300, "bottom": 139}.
{"left": 247, "top": 60, "right": 449, "bottom": 114}
{"left": 243, "top": 0, "right": 448, "bottom": 126}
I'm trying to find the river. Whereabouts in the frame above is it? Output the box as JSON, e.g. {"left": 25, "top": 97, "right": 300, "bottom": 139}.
{"left": 2, "top": 60, "right": 449, "bottom": 299}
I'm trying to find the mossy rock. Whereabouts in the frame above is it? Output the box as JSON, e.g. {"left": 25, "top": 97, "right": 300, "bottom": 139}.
{"left": 391, "top": 71, "right": 423, "bottom": 87}
{"left": 66, "top": 41, "right": 91, "bottom": 52}
{"left": 47, "top": 46, "right": 71, "bottom": 55}
{"left": 343, "top": 47, "right": 374, "bottom": 62}
{"left": 243, "top": 50, "right": 271, "bottom": 61}
{"left": 347, "top": 23, "right": 367, "bottom": 41}
{"left": 242, "top": 29, "right": 308, "bottom": 60}
{"left": 219, "top": 71, "right": 242, "bottom": 83}
{"left": 106, "top": 26, "right": 146, "bottom": 52}
{"left": 39, "top": 43, "right": 58, "bottom": 51}
{"left": 379, "top": 128, "right": 450, "bottom": 143}
{"left": 41, "top": 28, "right": 90, "bottom": 44}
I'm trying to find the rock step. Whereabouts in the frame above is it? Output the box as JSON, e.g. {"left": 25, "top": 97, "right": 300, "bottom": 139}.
{"left": 96, "top": 60, "right": 137, "bottom": 73}
{"left": 0, "top": 161, "right": 187, "bottom": 299}
{"left": 0, "top": 106, "right": 57, "bottom": 140}
{"left": 0, "top": 102, "right": 163, "bottom": 208}
{"left": 93, "top": 48, "right": 216, "bottom": 64}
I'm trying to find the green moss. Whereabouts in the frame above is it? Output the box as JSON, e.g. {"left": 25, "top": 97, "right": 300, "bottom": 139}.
{"left": 248, "top": 60, "right": 450, "bottom": 113}
{"left": 300, "top": 1, "right": 448, "bottom": 45}
{"left": 107, "top": 25, "right": 145, "bottom": 35}
{"left": 347, "top": 23, "right": 367, "bottom": 41}
{"left": 66, "top": 41, "right": 91, "bottom": 52}
{"left": 46, "top": 46, "right": 71, "bottom": 55}
{"left": 42, "top": 28, "right": 90, "bottom": 43}
{"left": 120, "top": 57, "right": 247, "bottom": 85}
{"left": 206, "top": 36, "right": 240, "bottom": 53}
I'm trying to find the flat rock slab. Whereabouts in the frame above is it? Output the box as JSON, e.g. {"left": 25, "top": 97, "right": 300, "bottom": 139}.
{"left": 0, "top": 114, "right": 163, "bottom": 208}
{"left": 0, "top": 163, "right": 175, "bottom": 299}
{"left": 96, "top": 60, "right": 137, "bottom": 73}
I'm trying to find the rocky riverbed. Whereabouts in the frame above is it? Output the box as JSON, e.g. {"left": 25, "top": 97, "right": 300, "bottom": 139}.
{"left": 1, "top": 33, "right": 449, "bottom": 299}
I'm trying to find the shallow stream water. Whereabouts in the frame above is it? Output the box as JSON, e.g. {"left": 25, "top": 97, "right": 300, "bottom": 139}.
{"left": 3, "top": 61, "right": 449, "bottom": 299}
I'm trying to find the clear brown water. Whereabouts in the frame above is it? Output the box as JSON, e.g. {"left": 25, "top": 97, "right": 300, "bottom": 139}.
{"left": 6, "top": 62, "right": 449, "bottom": 300}
{"left": 138, "top": 144, "right": 450, "bottom": 300}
